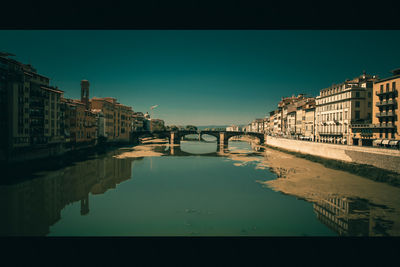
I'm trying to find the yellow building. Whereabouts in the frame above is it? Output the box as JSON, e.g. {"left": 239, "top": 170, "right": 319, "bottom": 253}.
{"left": 352, "top": 68, "right": 400, "bottom": 148}
{"left": 91, "top": 97, "right": 133, "bottom": 142}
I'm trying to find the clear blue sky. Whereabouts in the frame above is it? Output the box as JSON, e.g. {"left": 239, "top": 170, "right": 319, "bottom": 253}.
{"left": 1, "top": 30, "right": 400, "bottom": 126}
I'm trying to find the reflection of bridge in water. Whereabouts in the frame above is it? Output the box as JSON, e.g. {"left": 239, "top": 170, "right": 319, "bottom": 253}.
{"left": 131, "top": 130, "right": 265, "bottom": 146}
{"left": 165, "top": 143, "right": 264, "bottom": 157}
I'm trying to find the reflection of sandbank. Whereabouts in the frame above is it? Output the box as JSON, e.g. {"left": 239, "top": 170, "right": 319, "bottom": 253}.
{"left": 140, "top": 138, "right": 169, "bottom": 144}
{"left": 257, "top": 148, "right": 400, "bottom": 236}
{"left": 114, "top": 142, "right": 181, "bottom": 159}
{"left": 114, "top": 145, "right": 164, "bottom": 159}
{"left": 225, "top": 148, "right": 263, "bottom": 166}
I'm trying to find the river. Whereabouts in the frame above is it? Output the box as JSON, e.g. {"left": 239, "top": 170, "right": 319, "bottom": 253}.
{"left": 1, "top": 137, "right": 399, "bottom": 236}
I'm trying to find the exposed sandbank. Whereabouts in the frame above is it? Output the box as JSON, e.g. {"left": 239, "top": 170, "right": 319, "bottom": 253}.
{"left": 256, "top": 148, "right": 400, "bottom": 236}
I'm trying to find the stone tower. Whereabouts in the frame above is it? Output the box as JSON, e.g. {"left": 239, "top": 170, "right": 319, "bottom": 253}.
{"left": 80, "top": 79, "right": 90, "bottom": 109}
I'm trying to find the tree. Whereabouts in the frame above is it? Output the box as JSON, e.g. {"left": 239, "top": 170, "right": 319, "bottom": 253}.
{"left": 185, "top": 125, "right": 198, "bottom": 131}
{"left": 167, "top": 125, "right": 179, "bottom": 131}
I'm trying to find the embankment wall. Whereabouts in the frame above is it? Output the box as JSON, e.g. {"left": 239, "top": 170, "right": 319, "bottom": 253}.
{"left": 265, "top": 136, "right": 400, "bottom": 174}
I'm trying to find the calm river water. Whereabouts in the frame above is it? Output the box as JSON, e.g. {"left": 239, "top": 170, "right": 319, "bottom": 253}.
{"left": 1, "top": 138, "right": 397, "bottom": 236}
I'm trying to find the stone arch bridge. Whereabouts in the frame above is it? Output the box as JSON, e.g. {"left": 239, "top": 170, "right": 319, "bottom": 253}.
{"left": 130, "top": 130, "right": 264, "bottom": 146}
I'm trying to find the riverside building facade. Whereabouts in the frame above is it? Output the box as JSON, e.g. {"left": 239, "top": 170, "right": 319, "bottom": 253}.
{"left": 0, "top": 53, "right": 64, "bottom": 161}
{"left": 62, "top": 80, "right": 98, "bottom": 149}
{"left": 351, "top": 68, "right": 400, "bottom": 147}
{"left": 315, "top": 72, "right": 375, "bottom": 145}
{"left": 91, "top": 97, "right": 133, "bottom": 142}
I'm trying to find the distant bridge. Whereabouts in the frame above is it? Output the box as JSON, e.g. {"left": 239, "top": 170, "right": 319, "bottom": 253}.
{"left": 130, "top": 130, "right": 264, "bottom": 146}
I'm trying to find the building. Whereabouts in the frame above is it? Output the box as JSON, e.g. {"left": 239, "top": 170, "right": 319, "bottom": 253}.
{"left": 294, "top": 98, "right": 316, "bottom": 140}
{"left": 278, "top": 94, "right": 307, "bottom": 136}
{"left": 286, "top": 105, "right": 297, "bottom": 137}
{"left": 351, "top": 68, "right": 400, "bottom": 148}
{"left": 251, "top": 118, "right": 264, "bottom": 133}
{"left": 226, "top": 125, "right": 240, "bottom": 131}
{"left": 92, "top": 109, "right": 106, "bottom": 140}
{"left": 61, "top": 80, "right": 98, "bottom": 148}
{"left": 242, "top": 123, "right": 251, "bottom": 132}
{"left": 315, "top": 72, "right": 375, "bottom": 145}
{"left": 273, "top": 108, "right": 282, "bottom": 135}
{"left": 91, "top": 97, "right": 133, "bottom": 142}
{"left": 263, "top": 118, "right": 269, "bottom": 134}
{"left": 303, "top": 100, "right": 316, "bottom": 141}
{"left": 0, "top": 53, "right": 64, "bottom": 161}
{"left": 132, "top": 112, "right": 145, "bottom": 132}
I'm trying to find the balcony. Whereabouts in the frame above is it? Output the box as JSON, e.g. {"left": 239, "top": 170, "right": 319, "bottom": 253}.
{"left": 376, "top": 89, "right": 397, "bottom": 97}
{"left": 351, "top": 123, "right": 395, "bottom": 129}
{"left": 318, "top": 132, "right": 343, "bottom": 136}
{"left": 351, "top": 123, "right": 373, "bottom": 129}
{"left": 376, "top": 111, "right": 396, "bottom": 118}
{"left": 373, "top": 123, "right": 395, "bottom": 129}
{"left": 376, "top": 99, "right": 397, "bottom": 107}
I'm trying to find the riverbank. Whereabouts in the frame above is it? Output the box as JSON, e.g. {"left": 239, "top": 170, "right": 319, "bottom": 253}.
{"left": 263, "top": 143, "right": 400, "bottom": 188}
{"left": 253, "top": 147, "right": 400, "bottom": 236}
{"left": 266, "top": 136, "right": 400, "bottom": 174}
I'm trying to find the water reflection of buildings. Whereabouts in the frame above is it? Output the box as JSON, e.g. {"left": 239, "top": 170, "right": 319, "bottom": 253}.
{"left": 313, "top": 196, "right": 376, "bottom": 236}
{"left": 0, "top": 152, "right": 135, "bottom": 236}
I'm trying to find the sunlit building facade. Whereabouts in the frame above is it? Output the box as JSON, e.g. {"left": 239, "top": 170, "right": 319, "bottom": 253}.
{"left": 91, "top": 97, "right": 133, "bottom": 142}
{"left": 315, "top": 72, "right": 375, "bottom": 145}
{"left": 351, "top": 68, "right": 400, "bottom": 147}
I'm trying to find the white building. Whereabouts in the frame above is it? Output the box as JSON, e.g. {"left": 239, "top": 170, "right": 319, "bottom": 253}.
{"left": 315, "top": 72, "right": 375, "bottom": 145}
{"left": 226, "top": 125, "right": 240, "bottom": 131}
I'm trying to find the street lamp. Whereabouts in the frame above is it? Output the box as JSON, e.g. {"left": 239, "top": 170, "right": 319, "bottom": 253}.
{"left": 150, "top": 105, "right": 158, "bottom": 131}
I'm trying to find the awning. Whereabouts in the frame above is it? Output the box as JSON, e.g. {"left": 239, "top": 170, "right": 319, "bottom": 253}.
{"left": 389, "top": 140, "right": 399, "bottom": 146}
{"left": 373, "top": 139, "right": 382, "bottom": 145}
{"left": 382, "top": 139, "right": 390, "bottom": 145}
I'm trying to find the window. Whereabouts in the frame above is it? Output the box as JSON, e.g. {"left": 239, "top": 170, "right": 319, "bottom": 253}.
{"left": 355, "top": 101, "right": 360, "bottom": 108}
{"left": 368, "top": 102, "right": 371, "bottom": 108}
{"left": 356, "top": 92, "right": 360, "bottom": 98}
{"left": 393, "top": 82, "right": 396, "bottom": 90}
{"left": 368, "top": 92, "right": 371, "bottom": 97}
{"left": 380, "top": 85, "right": 383, "bottom": 92}
{"left": 355, "top": 111, "right": 360, "bottom": 119}
{"left": 367, "top": 113, "right": 371, "bottom": 119}
{"left": 386, "top": 83, "right": 389, "bottom": 92}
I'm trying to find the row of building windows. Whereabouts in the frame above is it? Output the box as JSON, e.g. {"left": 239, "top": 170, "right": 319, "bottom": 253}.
{"left": 317, "top": 125, "right": 348, "bottom": 134}
{"left": 379, "top": 82, "right": 396, "bottom": 92}
{"left": 317, "top": 91, "right": 372, "bottom": 105}
{"left": 318, "top": 111, "right": 348, "bottom": 122}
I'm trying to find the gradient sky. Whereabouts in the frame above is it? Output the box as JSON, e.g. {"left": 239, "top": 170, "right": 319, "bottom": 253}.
{"left": 1, "top": 30, "right": 400, "bottom": 125}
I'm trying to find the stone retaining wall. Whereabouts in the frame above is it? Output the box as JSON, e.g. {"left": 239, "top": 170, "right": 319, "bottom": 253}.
{"left": 266, "top": 136, "right": 400, "bottom": 174}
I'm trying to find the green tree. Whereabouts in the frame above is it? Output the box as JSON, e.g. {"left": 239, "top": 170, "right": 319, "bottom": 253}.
{"left": 168, "top": 125, "right": 179, "bottom": 131}
{"left": 185, "top": 125, "right": 198, "bottom": 131}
